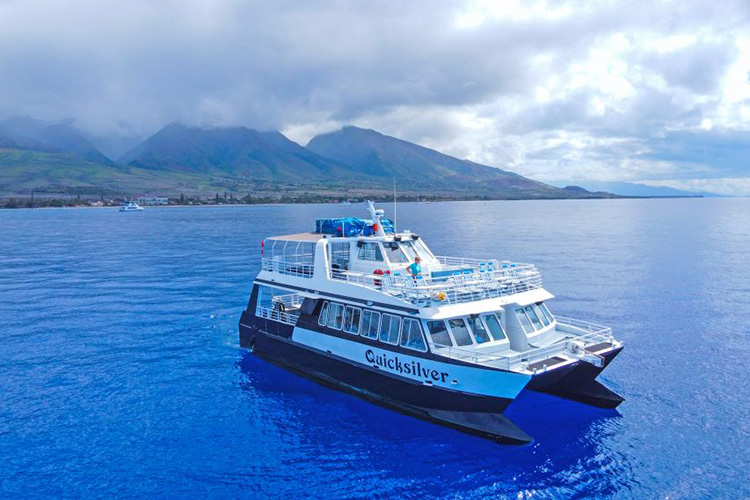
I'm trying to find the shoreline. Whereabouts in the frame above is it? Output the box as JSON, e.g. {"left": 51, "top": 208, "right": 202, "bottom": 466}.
{"left": 0, "top": 195, "right": 718, "bottom": 211}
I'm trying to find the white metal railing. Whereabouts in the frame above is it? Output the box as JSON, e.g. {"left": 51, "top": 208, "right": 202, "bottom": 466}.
{"left": 436, "top": 256, "right": 500, "bottom": 269}
{"left": 261, "top": 257, "right": 314, "bottom": 279}
{"left": 329, "top": 260, "right": 542, "bottom": 306}
{"left": 255, "top": 305, "right": 300, "bottom": 326}
{"left": 272, "top": 293, "right": 304, "bottom": 310}
{"left": 434, "top": 318, "right": 615, "bottom": 371}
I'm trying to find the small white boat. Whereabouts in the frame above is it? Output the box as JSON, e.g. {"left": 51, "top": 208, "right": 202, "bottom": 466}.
{"left": 119, "top": 202, "right": 144, "bottom": 212}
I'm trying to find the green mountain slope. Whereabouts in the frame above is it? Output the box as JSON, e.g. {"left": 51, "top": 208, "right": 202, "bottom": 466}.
{"left": 306, "top": 126, "right": 585, "bottom": 198}
{"left": 118, "top": 123, "right": 355, "bottom": 180}
{"left": 0, "top": 116, "right": 114, "bottom": 165}
{"left": 0, "top": 149, "right": 215, "bottom": 194}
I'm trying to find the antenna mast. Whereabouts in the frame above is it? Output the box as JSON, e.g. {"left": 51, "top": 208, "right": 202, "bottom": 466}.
{"left": 393, "top": 177, "right": 397, "bottom": 233}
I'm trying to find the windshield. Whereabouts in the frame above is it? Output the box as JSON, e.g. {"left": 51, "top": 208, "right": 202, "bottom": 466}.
{"left": 399, "top": 241, "right": 418, "bottom": 261}
{"left": 413, "top": 238, "right": 434, "bottom": 259}
{"left": 383, "top": 242, "right": 408, "bottom": 263}
{"left": 383, "top": 240, "right": 429, "bottom": 264}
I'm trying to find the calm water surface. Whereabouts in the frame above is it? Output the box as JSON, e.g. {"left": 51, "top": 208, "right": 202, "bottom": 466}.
{"left": 1, "top": 199, "right": 749, "bottom": 499}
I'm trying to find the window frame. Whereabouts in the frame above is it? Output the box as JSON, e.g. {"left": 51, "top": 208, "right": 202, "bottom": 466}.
{"left": 524, "top": 305, "right": 543, "bottom": 330}
{"left": 382, "top": 242, "right": 409, "bottom": 264}
{"left": 318, "top": 301, "right": 329, "bottom": 327}
{"left": 379, "top": 313, "right": 402, "bottom": 345}
{"left": 400, "top": 318, "right": 427, "bottom": 352}
{"left": 515, "top": 307, "right": 534, "bottom": 334}
{"left": 539, "top": 302, "right": 555, "bottom": 324}
{"left": 360, "top": 309, "right": 381, "bottom": 339}
{"left": 357, "top": 242, "right": 384, "bottom": 262}
{"left": 531, "top": 303, "right": 550, "bottom": 327}
{"left": 465, "top": 315, "right": 492, "bottom": 344}
{"left": 326, "top": 302, "right": 344, "bottom": 330}
{"left": 482, "top": 312, "right": 508, "bottom": 342}
{"left": 448, "top": 318, "right": 474, "bottom": 346}
{"left": 342, "top": 305, "right": 362, "bottom": 335}
{"left": 425, "top": 319, "right": 453, "bottom": 347}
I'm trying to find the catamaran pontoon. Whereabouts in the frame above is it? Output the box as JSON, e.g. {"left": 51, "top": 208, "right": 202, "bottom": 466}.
{"left": 239, "top": 202, "right": 623, "bottom": 443}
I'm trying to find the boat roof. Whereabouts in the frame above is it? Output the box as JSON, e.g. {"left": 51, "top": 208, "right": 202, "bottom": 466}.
{"left": 267, "top": 233, "right": 326, "bottom": 242}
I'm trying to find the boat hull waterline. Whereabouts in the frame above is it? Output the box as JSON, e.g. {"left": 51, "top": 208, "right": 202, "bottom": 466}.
{"left": 239, "top": 306, "right": 623, "bottom": 444}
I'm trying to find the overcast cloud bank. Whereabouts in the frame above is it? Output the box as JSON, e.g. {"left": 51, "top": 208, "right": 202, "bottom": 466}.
{"left": 1, "top": 0, "right": 749, "bottom": 194}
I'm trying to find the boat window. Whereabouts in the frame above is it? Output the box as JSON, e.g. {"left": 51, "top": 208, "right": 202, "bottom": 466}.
{"left": 426, "top": 320, "right": 452, "bottom": 347}
{"left": 399, "top": 241, "right": 418, "bottom": 261}
{"left": 343, "top": 306, "right": 362, "bottom": 335}
{"left": 532, "top": 303, "right": 550, "bottom": 327}
{"left": 466, "top": 315, "right": 491, "bottom": 344}
{"left": 327, "top": 302, "right": 344, "bottom": 330}
{"left": 330, "top": 242, "right": 350, "bottom": 272}
{"left": 258, "top": 285, "right": 289, "bottom": 309}
{"left": 515, "top": 308, "right": 534, "bottom": 334}
{"left": 379, "top": 314, "right": 401, "bottom": 345}
{"left": 413, "top": 238, "right": 435, "bottom": 259}
{"left": 482, "top": 313, "right": 507, "bottom": 341}
{"left": 382, "top": 242, "right": 408, "bottom": 263}
{"left": 448, "top": 318, "right": 473, "bottom": 346}
{"left": 524, "top": 305, "right": 543, "bottom": 330}
{"left": 318, "top": 301, "right": 329, "bottom": 326}
{"left": 357, "top": 242, "right": 383, "bottom": 262}
{"left": 400, "top": 318, "right": 427, "bottom": 351}
{"left": 539, "top": 302, "right": 555, "bottom": 323}
{"left": 360, "top": 310, "right": 380, "bottom": 339}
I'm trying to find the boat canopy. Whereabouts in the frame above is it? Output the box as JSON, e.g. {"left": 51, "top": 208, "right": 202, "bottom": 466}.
{"left": 315, "top": 218, "right": 394, "bottom": 237}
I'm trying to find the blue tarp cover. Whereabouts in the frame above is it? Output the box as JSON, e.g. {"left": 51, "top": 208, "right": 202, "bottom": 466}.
{"left": 315, "top": 218, "right": 394, "bottom": 236}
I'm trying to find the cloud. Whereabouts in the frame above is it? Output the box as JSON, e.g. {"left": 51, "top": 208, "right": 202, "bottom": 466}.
{"left": 0, "top": 0, "right": 749, "bottom": 191}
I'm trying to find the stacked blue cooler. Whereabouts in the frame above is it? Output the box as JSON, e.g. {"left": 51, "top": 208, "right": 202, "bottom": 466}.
{"left": 315, "top": 218, "right": 395, "bottom": 236}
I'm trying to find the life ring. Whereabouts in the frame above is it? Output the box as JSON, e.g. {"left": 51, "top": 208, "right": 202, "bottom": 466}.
{"left": 373, "top": 268, "right": 384, "bottom": 286}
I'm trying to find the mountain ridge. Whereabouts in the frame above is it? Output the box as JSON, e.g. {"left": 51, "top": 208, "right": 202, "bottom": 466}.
{"left": 1, "top": 117, "right": 615, "bottom": 200}
{"left": 0, "top": 116, "right": 114, "bottom": 165}
{"left": 306, "top": 126, "right": 594, "bottom": 198}
{"left": 117, "top": 123, "right": 358, "bottom": 181}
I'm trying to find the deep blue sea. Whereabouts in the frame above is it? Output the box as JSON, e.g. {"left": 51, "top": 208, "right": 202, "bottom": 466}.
{"left": 2, "top": 199, "right": 749, "bottom": 499}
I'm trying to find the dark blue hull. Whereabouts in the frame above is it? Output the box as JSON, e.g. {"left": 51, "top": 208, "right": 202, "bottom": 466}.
{"left": 527, "top": 347, "right": 624, "bottom": 408}
{"left": 239, "top": 313, "right": 532, "bottom": 444}
{"left": 238, "top": 301, "right": 624, "bottom": 443}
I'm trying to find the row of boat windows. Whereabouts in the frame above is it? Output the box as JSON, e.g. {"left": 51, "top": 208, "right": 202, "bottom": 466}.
{"left": 515, "top": 303, "right": 554, "bottom": 334}
{"left": 357, "top": 240, "right": 433, "bottom": 264}
{"left": 426, "top": 313, "right": 507, "bottom": 348}
{"left": 317, "top": 300, "right": 555, "bottom": 350}
{"left": 318, "top": 301, "right": 428, "bottom": 352}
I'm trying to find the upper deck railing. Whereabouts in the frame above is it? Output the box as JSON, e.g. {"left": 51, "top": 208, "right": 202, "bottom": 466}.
{"left": 330, "top": 257, "right": 543, "bottom": 306}
{"left": 261, "top": 257, "right": 314, "bottom": 278}
{"left": 434, "top": 317, "right": 614, "bottom": 371}
{"left": 260, "top": 249, "right": 543, "bottom": 306}
{"left": 255, "top": 293, "right": 305, "bottom": 325}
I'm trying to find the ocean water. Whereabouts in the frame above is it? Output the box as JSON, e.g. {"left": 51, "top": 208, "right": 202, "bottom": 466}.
{"left": 1, "top": 199, "right": 749, "bottom": 499}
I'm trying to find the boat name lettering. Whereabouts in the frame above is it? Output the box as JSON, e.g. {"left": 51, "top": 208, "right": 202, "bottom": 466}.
{"left": 365, "top": 349, "right": 449, "bottom": 382}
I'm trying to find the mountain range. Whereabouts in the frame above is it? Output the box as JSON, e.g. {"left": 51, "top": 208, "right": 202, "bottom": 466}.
{"left": 0, "top": 116, "right": 613, "bottom": 200}
{"left": 550, "top": 180, "right": 722, "bottom": 198}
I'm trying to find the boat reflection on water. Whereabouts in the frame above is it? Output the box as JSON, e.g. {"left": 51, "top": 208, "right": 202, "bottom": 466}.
{"left": 236, "top": 351, "right": 633, "bottom": 497}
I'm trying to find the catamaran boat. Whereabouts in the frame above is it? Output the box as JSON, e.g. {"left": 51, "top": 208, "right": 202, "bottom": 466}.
{"left": 119, "top": 202, "right": 144, "bottom": 212}
{"left": 239, "top": 202, "right": 623, "bottom": 443}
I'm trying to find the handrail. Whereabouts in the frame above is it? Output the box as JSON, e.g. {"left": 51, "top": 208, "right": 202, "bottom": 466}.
{"left": 272, "top": 293, "right": 304, "bottom": 309}
{"left": 330, "top": 262, "right": 543, "bottom": 306}
{"left": 255, "top": 305, "right": 300, "bottom": 326}
{"left": 433, "top": 318, "right": 614, "bottom": 371}
{"left": 261, "top": 257, "right": 314, "bottom": 279}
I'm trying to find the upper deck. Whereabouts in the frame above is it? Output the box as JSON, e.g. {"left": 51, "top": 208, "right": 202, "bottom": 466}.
{"left": 260, "top": 215, "right": 544, "bottom": 308}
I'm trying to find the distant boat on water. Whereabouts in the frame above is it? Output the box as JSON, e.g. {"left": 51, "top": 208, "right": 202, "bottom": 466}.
{"left": 119, "top": 202, "right": 144, "bottom": 212}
